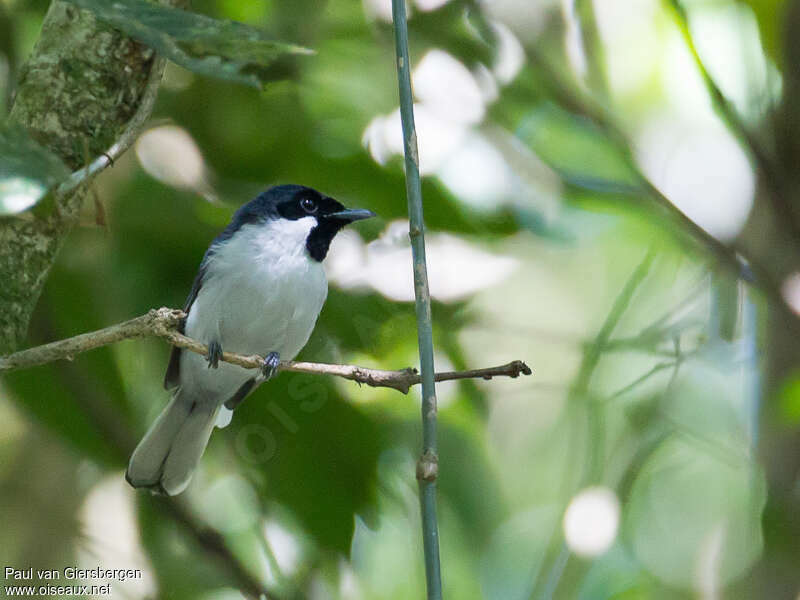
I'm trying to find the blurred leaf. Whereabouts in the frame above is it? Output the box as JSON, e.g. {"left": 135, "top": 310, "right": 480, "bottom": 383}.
{"left": 410, "top": 1, "right": 493, "bottom": 67}
{"left": 4, "top": 252, "right": 135, "bottom": 466}
{"left": 739, "top": 0, "right": 785, "bottom": 65}
{"left": 516, "top": 103, "right": 639, "bottom": 190}
{"left": 578, "top": 545, "right": 651, "bottom": 600}
{"left": 2, "top": 364, "right": 121, "bottom": 463}
{"left": 232, "top": 379, "right": 384, "bottom": 555}
{"left": 480, "top": 506, "right": 558, "bottom": 600}
{"left": 438, "top": 418, "right": 506, "bottom": 544}
{"left": 65, "top": 0, "right": 310, "bottom": 88}
{"left": 0, "top": 123, "right": 70, "bottom": 215}
{"left": 137, "top": 497, "right": 241, "bottom": 599}
{"left": 626, "top": 435, "right": 766, "bottom": 589}
{"left": 778, "top": 371, "right": 800, "bottom": 424}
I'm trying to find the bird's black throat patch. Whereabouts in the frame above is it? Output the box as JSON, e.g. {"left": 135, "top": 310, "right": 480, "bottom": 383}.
{"left": 306, "top": 219, "right": 347, "bottom": 262}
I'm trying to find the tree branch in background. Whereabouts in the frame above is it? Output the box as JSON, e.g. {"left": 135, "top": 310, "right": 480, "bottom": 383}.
{"left": 665, "top": 0, "right": 800, "bottom": 241}
{"left": 0, "top": 0, "right": 181, "bottom": 355}
{"left": 0, "top": 307, "right": 532, "bottom": 394}
{"left": 158, "top": 498, "right": 272, "bottom": 600}
{"left": 522, "top": 42, "right": 798, "bottom": 322}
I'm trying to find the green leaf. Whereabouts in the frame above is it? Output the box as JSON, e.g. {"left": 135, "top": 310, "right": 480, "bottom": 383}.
{"left": 64, "top": 0, "right": 311, "bottom": 88}
{"left": 516, "top": 103, "right": 639, "bottom": 191}
{"left": 0, "top": 124, "right": 70, "bottom": 215}
{"left": 778, "top": 371, "right": 800, "bottom": 425}
{"left": 578, "top": 546, "right": 651, "bottom": 600}
{"left": 232, "top": 379, "right": 384, "bottom": 554}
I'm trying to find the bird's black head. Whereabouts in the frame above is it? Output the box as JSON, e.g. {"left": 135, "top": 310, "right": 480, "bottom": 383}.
{"left": 224, "top": 184, "right": 375, "bottom": 262}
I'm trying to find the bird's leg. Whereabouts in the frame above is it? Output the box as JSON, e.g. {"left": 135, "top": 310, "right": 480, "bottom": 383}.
{"left": 207, "top": 340, "right": 223, "bottom": 369}
{"left": 261, "top": 351, "right": 281, "bottom": 380}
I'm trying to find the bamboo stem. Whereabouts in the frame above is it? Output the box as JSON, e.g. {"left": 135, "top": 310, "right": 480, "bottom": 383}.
{"left": 390, "top": 1, "right": 444, "bottom": 598}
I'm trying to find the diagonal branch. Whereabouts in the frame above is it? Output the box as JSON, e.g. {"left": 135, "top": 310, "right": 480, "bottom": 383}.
{"left": 664, "top": 0, "right": 800, "bottom": 241}
{"left": 521, "top": 42, "right": 800, "bottom": 325}
{"left": 0, "top": 307, "right": 532, "bottom": 394}
{"left": 157, "top": 497, "right": 270, "bottom": 600}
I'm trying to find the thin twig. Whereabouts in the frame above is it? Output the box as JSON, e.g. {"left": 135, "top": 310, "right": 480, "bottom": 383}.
{"left": 391, "top": 0, "right": 444, "bottom": 597}
{"left": 0, "top": 307, "right": 532, "bottom": 395}
{"left": 607, "top": 361, "right": 679, "bottom": 401}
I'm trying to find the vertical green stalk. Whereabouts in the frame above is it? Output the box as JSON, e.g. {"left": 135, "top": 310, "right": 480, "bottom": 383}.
{"left": 390, "top": 1, "right": 443, "bottom": 598}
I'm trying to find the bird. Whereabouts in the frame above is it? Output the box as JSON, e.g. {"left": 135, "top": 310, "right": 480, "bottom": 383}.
{"left": 126, "top": 184, "right": 375, "bottom": 496}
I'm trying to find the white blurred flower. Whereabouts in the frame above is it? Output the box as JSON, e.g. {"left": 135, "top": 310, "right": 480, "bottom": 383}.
{"left": 78, "top": 475, "right": 156, "bottom": 599}
{"left": 196, "top": 474, "right": 260, "bottom": 533}
{"left": 563, "top": 486, "right": 621, "bottom": 558}
{"left": 338, "top": 559, "right": 363, "bottom": 599}
{"left": 263, "top": 520, "right": 302, "bottom": 576}
{"left": 363, "top": 105, "right": 469, "bottom": 174}
{"left": 478, "top": 0, "right": 556, "bottom": 42}
{"left": 364, "top": 49, "right": 488, "bottom": 174}
{"left": 0, "top": 177, "right": 46, "bottom": 214}
{"left": 782, "top": 273, "right": 800, "bottom": 316}
{"left": 413, "top": 49, "right": 486, "bottom": 125}
{"left": 135, "top": 125, "right": 215, "bottom": 200}
{"left": 362, "top": 0, "right": 395, "bottom": 22}
{"left": 437, "top": 131, "right": 516, "bottom": 209}
{"left": 695, "top": 523, "right": 726, "bottom": 600}
{"left": 490, "top": 21, "right": 525, "bottom": 85}
{"left": 326, "top": 222, "right": 519, "bottom": 302}
{"left": 593, "top": 0, "right": 659, "bottom": 46}
{"left": 561, "top": 0, "right": 587, "bottom": 79}
{"left": 636, "top": 116, "right": 754, "bottom": 241}
{"left": 414, "top": 0, "right": 451, "bottom": 11}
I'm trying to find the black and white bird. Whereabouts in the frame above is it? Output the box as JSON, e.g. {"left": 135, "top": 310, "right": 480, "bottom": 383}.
{"left": 126, "top": 184, "right": 375, "bottom": 495}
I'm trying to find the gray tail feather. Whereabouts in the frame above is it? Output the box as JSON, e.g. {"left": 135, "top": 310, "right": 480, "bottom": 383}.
{"left": 126, "top": 391, "right": 218, "bottom": 496}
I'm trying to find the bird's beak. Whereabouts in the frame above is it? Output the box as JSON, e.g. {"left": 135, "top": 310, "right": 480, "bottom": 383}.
{"left": 329, "top": 208, "right": 376, "bottom": 222}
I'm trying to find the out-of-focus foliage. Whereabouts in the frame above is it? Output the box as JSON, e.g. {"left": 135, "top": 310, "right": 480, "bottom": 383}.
{"left": 0, "top": 123, "right": 69, "bottom": 214}
{"left": 1, "top": 0, "right": 798, "bottom": 598}
{"left": 65, "top": 0, "right": 310, "bottom": 88}
{"left": 740, "top": 0, "right": 785, "bottom": 64}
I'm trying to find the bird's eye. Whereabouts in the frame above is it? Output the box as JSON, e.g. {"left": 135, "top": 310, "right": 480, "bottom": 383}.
{"left": 300, "top": 197, "right": 318, "bottom": 214}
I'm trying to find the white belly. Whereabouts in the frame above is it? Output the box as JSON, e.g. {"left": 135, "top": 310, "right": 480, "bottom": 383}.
{"left": 179, "top": 218, "right": 328, "bottom": 402}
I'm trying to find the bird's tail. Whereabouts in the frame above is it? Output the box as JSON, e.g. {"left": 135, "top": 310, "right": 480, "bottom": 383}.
{"left": 126, "top": 391, "right": 218, "bottom": 496}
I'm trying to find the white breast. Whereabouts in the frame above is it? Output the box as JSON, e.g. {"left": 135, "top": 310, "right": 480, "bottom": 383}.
{"left": 179, "top": 217, "right": 328, "bottom": 401}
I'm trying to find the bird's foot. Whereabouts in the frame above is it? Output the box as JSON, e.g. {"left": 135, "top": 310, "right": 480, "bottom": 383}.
{"left": 207, "top": 340, "right": 223, "bottom": 369}
{"left": 261, "top": 351, "right": 281, "bottom": 380}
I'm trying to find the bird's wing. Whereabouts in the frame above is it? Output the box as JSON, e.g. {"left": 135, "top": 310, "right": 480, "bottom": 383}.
{"left": 164, "top": 260, "right": 208, "bottom": 390}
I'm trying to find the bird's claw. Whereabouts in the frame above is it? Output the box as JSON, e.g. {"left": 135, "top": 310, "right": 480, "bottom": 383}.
{"left": 207, "top": 340, "right": 223, "bottom": 369}
{"left": 261, "top": 351, "right": 280, "bottom": 380}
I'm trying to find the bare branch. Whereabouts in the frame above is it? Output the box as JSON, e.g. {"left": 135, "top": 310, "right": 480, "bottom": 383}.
{"left": 0, "top": 307, "right": 532, "bottom": 394}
